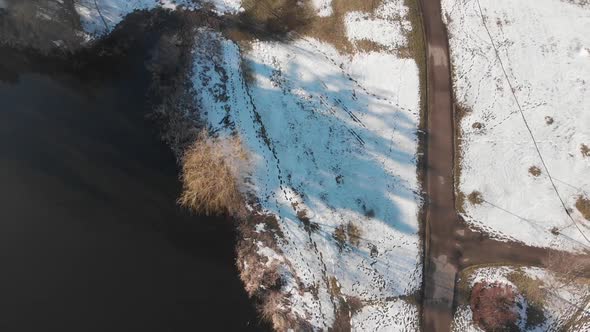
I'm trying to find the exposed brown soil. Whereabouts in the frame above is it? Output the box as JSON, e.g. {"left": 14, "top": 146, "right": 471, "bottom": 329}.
{"left": 576, "top": 196, "right": 590, "bottom": 221}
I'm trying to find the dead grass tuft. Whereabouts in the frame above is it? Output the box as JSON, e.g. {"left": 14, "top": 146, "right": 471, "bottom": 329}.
{"left": 581, "top": 144, "right": 590, "bottom": 158}
{"left": 178, "top": 131, "right": 248, "bottom": 216}
{"left": 333, "top": 222, "right": 362, "bottom": 250}
{"left": 575, "top": 196, "right": 590, "bottom": 221}
{"left": 528, "top": 166, "right": 542, "bottom": 177}
{"left": 545, "top": 116, "right": 554, "bottom": 125}
{"left": 467, "top": 191, "right": 484, "bottom": 206}
{"left": 297, "top": 209, "right": 320, "bottom": 233}
{"left": 347, "top": 222, "right": 361, "bottom": 246}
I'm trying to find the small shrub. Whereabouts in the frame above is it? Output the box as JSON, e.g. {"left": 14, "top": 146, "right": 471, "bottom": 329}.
{"left": 528, "top": 166, "right": 542, "bottom": 177}
{"left": 470, "top": 282, "right": 518, "bottom": 331}
{"left": 467, "top": 191, "right": 484, "bottom": 205}
{"left": 346, "top": 296, "right": 363, "bottom": 315}
{"left": 347, "top": 222, "right": 361, "bottom": 247}
{"left": 334, "top": 222, "right": 362, "bottom": 249}
{"left": 239, "top": 0, "right": 314, "bottom": 37}
{"left": 581, "top": 144, "right": 590, "bottom": 158}
{"left": 545, "top": 116, "right": 554, "bottom": 125}
{"left": 178, "top": 131, "right": 248, "bottom": 216}
{"left": 472, "top": 122, "right": 483, "bottom": 130}
{"left": 575, "top": 196, "right": 590, "bottom": 221}
{"left": 334, "top": 225, "right": 347, "bottom": 250}
{"left": 297, "top": 209, "right": 320, "bottom": 233}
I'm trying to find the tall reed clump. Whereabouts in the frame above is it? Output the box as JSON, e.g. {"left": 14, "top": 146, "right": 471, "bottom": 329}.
{"left": 178, "top": 130, "right": 249, "bottom": 216}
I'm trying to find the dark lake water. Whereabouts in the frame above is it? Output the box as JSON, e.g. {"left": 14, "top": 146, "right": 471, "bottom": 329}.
{"left": 0, "top": 43, "right": 266, "bottom": 331}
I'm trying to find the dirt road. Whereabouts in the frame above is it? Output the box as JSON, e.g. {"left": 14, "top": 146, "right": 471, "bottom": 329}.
{"left": 419, "top": 0, "right": 459, "bottom": 329}
{"left": 418, "top": 0, "right": 562, "bottom": 330}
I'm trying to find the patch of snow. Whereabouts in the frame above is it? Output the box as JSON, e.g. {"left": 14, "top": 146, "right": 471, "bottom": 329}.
{"left": 254, "top": 223, "right": 266, "bottom": 233}
{"left": 343, "top": 1, "right": 412, "bottom": 51}
{"left": 442, "top": 0, "right": 590, "bottom": 252}
{"left": 352, "top": 299, "right": 419, "bottom": 331}
{"left": 344, "top": 12, "right": 406, "bottom": 50}
{"left": 311, "top": 0, "right": 333, "bottom": 17}
{"left": 74, "top": 0, "right": 240, "bottom": 36}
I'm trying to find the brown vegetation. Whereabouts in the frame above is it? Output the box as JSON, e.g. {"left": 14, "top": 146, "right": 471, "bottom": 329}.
{"left": 472, "top": 122, "right": 483, "bottom": 130}
{"left": 178, "top": 131, "right": 248, "bottom": 216}
{"left": 507, "top": 270, "right": 546, "bottom": 329}
{"left": 528, "top": 166, "right": 542, "bottom": 177}
{"left": 333, "top": 222, "right": 362, "bottom": 250}
{"left": 581, "top": 144, "right": 590, "bottom": 158}
{"left": 544, "top": 116, "right": 554, "bottom": 125}
{"left": 470, "top": 282, "right": 518, "bottom": 331}
{"left": 544, "top": 251, "right": 590, "bottom": 285}
{"left": 467, "top": 191, "right": 484, "bottom": 206}
{"left": 576, "top": 195, "right": 590, "bottom": 221}
{"left": 239, "top": 0, "right": 314, "bottom": 37}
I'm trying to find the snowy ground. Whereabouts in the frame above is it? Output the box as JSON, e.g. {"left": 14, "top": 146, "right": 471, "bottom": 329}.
{"left": 191, "top": 0, "right": 422, "bottom": 329}
{"left": 74, "top": 0, "right": 241, "bottom": 36}
{"left": 452, "top": 266, "right": 590, "bottom": 331}
{"left": 441, "top": 0, "right": 590, "bottom": 252}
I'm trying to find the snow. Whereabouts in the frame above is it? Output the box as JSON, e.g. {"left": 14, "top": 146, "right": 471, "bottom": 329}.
{"left": 352, "top": 299, "right": 419, "bottom": 331}
{"left": 311, "top": 0, "right": 333, "bottom": 17}
{"left": 452, "top": 266, "right": 590, "bottom": 331}
{"left": 343, "top": 1, "right": 412, "bottom": 51}
{"left": 189, "top": 0, "right": 422, "bottom": 328}
{"left": 441, "top": 0, "right": 590, "bottom": 252}
{"left": 74, "top": 0, "right": 240, "bottom": 36}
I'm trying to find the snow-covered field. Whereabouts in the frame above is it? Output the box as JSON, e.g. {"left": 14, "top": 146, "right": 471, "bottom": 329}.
{"left": 191, "top": 1, "right": 422, "bottom": 329}
{"left": 74, "top": 0, "right": 423, "bottom": 329}
{"left": 452, "top": 266, "right": 590, "bottom": 331}
{"left": 442, "top": 0, "right": 590, "bottom": 252}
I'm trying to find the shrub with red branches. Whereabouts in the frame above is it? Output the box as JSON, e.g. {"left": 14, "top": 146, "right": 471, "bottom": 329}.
{"left": 470, "top": 282, "right": 518, "bottom": 331}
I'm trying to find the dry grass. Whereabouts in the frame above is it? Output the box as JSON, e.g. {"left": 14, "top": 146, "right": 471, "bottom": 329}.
{"left": 581, "top": 144, "right": 590, "bottom": 158}
{"left": 507, "top": 270, "right": 547, "bottom": 329}
{"left": 178, "top": 131, "right": 248, "bottom": 216}
{"left": 238, "top": 0, "right": 315, "bottom": 38}
{"left": 333, "top": 222, "right": 362, "bottom": 250}
{"left": 467, "top": 191, "right": 484, "bottom": 206}
{"left": 347, "top": 222, "right": 362, "bottom": 246}
{"left": 576, "top": 196, "right": 590, "bottom": 221}
{"left": 528, "top": 166, "right": 542, "bottom": 177}
{"left": 545, "top": 116, "right": 554, "bottom": 125}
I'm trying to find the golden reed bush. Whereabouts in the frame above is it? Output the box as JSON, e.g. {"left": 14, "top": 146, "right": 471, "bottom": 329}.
{"left": 178, "top": 131, "right": 248, "bottom": 216}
